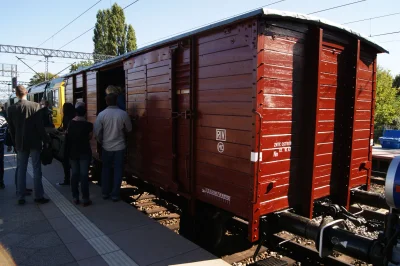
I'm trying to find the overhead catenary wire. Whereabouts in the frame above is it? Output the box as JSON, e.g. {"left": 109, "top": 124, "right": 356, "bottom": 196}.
{"left": 371, "top": 30, "right": 400, "bottom": 37}
{"left": 58, "top": 0, "right": 140, "bottom": 50}
{"left": 380, "top": 39, "right": 400, "bottom": 43}
{"left": 138, "top": 0, "right": 286, "bottom": 47}
{"left": 16, "top": 57, "right": 40, "bottom": 76}
{"left": 37, "top": 0, "right": 103, "bottom": 48}
{"left": 307, "top": 0, "right": 366, "bottom": 15}
{"left": 22, "top": 61, "right": 41, "bottom": 73}
{"left": 343, "top": 12, "right": 400, "bottom": 25}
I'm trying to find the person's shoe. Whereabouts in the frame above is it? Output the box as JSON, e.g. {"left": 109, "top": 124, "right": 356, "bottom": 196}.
{"left": 34, "top": 198, "right": 50, "bottom": 204}
{"left": 83, "top": 200, "right": 92, "bottom": 207}
{"left": 18, "top": 199, "right": 25, "bottom": 205}
{"left": 102, "top": 195, "right": 110, "bottom": 200}
{"left": 0, "top": 183, "right": 5, "bottom": 189}
{"left": 23, "top": 191, "right": 31, "bottom": 196}
{"left": 112, "top": 198, "right": 120, "bottom": 202}
{"left": 57, "top": 181, "right": 70, "bottom": 186}
{"left": 73, "top": 199, "right": 80, "bottom": 205}
{"left": 26, "top": 188, "right": 33, "bottom": 192}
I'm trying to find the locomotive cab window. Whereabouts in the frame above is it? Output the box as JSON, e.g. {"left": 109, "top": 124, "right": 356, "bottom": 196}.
{"left": 52, "top": 89, "right": 59, "bottom": 108}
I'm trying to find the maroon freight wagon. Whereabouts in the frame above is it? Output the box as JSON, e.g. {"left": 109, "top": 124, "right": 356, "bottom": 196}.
{"left": 62, "top": 8, "right": 387, "bottom": 243}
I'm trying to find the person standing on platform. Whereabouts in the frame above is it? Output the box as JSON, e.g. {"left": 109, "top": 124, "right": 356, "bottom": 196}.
{"left": 7, "top": 85, "right": 51, "bottom": 205}
{"left": 105, "top": 85, "right": 126, "bottom": 111}
{"left": 42, "top": 100, "right": 54, "bottom": 128}
{"left": 0, "top": 114, "right": 8, "bottom": 189}
{"left": 94, "top": 93, "right": 132, "bottom": 202}
{"left": 56, "top": 103, "right": 75, "bottom": 186}
{"left": 3, "top": 110, "right": 32, "bottom": 195}
{"left": 0, "top": 106, "right": 7, "bottom": 119}
{"left": 65, "top": 102, "right": 93, "bottom": 206}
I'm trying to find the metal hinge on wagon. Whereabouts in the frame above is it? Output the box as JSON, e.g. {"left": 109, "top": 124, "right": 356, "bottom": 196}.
{"left": 171, "top": 110, "right": 194, "bottom": 119}
{"left": 251, "top": 152, "right": 262, "bottom": 162}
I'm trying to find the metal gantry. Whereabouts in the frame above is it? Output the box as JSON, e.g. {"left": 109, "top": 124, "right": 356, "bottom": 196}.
{"left": 0, "top": 44, "right": 114, "bottom": 61}
{"left": 0, "top": 81, "right": 29, "bottom": 86}
{"left": 0, "top": 63, "right": 18, "bottom": 77}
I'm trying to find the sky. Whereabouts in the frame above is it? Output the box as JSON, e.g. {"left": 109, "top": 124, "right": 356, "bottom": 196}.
{"left": 0, "top": 0, "right": 399, "bottom": 99}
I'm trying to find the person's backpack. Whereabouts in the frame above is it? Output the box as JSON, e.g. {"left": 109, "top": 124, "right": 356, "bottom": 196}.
{"left": 41, "top": 143, "right": 53, "bottom": 165}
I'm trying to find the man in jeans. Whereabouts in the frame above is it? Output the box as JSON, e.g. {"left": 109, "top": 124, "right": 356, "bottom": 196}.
{"left": 8, "top": 85, "right": 51, "bottom": 205}
{"left": 94, "top": 93, "right": 132, "bottom": 201}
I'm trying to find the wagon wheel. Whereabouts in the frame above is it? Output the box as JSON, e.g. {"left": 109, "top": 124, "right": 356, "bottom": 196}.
{"left": 179, "top": 207, "right": 227, "bottom": 251}
{"left": 195, "top": 209, "right": 227, "bottom": 251}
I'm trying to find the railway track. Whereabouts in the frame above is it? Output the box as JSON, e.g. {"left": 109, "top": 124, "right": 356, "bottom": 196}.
{"left": 110, "top": 176, "right": 388, "bottom": 266}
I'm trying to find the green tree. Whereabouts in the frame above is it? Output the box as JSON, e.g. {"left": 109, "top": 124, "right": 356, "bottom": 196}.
{"left": 393, "top": 74, "right": 400, "bottom": 88}
{"left": 70, "top": 60, "right": 93, "bottom": 73}
{"left": 375, "top": 67, "right": 398, "bottom": 125}
{"left": 29, "top": 72, "right": 58, "bottom": 86}
{"left": 93, "top": 3, "right": 137, "bottom": 57}
{"left": 93, "top": 10, "right": 109, "bottom": 56}
{"left": 126, "top": 24, "right": 137, "bottom": 52}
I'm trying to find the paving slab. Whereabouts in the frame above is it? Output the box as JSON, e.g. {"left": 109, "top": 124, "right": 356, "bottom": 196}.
{"left": 56, "top": 226, "right": 85, "bottom": 244}
{"left": 3, "top": 246, "right": 38, "bottom": 265}
{"left": 65, "top": 239, "right": 98, "bottom": 261}
{"left": 48, "top": 216, "right": 74, "bottom": 231}
{"left": 109, "top": 223, "right": 199, "bottom": 266}
{"left": 77, "top": 255, "right": 109, "bottom": 266}
{"left": 21, "top": 244, "right": 75, "bottom": 266}
{"left": 17, "top": 231, "right": 63, "bottom": 249}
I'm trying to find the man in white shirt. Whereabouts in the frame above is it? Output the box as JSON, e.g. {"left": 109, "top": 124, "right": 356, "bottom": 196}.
{"left": 94, "top": 92, "right": 132, "bottom": 201}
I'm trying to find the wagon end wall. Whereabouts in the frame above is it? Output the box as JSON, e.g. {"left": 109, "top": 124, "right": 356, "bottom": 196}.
{"left": 256, "top": 18, "right": 379, "bottom": 220}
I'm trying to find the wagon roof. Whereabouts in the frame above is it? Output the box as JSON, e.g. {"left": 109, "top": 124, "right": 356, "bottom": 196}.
{"left": 64, "top": 8, "right": 388, "bottom": 77}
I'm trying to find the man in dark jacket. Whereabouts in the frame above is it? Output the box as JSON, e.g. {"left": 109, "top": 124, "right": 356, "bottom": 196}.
{"left": 8, "top": 85, "right": 51, "bottom": 205}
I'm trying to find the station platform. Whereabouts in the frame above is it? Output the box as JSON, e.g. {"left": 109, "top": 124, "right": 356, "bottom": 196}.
{"left": 0, "top": 152, "right": 229, "bottom": 266}
{"left": 372, "top": 145, "right": 400, "bottom": 161}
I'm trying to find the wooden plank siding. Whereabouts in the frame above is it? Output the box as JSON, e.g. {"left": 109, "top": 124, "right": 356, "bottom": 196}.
{"left": 347, "top": 46, "right": 376, "bottom": 193}
{"left": 86, "top": 71, "right": 97, "bottom": 155}
{"left": 257, "top": 20, "right": 310, "bottom": 218}
{"left": 76, "top": 74, "right": 83, "bottom": 88}
{"left": 65, "top": 77, "right": 73, "bottom": 104}
{"left": 195, "top": 21, "right": 257, "bottom": 222}
{"left": 124, "top": 47, "right": 175, "bottom": 189}
{"left": 312, "top": 41, "right": 344, "bottom": 200}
